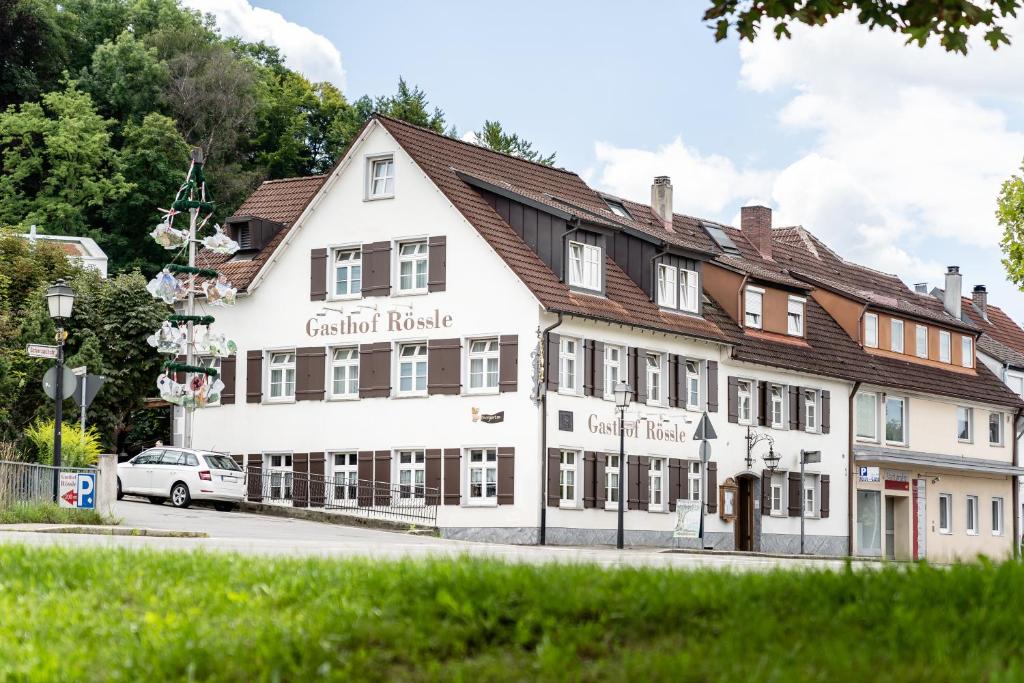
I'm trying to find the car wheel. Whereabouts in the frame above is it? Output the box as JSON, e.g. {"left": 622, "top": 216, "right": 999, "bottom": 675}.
{"left": 170, "top": 483, "right": 191, "bottom": 509}
{"left": 116, "top": 478, "right": 124, "bottom": 501}
{"left": 213, "top": 502, "right": 235, "bottom": 512}
{"left": 148, "top": 497, "right": 165, "bottom": 505}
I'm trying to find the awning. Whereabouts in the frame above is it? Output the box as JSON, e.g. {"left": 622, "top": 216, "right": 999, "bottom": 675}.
{"left": 854, "top": 445, "right": 1024, "bottom": 477}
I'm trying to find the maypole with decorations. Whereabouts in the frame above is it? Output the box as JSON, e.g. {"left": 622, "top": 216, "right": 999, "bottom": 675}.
{"left": 146, "top": 148, "right": 239, "bottom": 449}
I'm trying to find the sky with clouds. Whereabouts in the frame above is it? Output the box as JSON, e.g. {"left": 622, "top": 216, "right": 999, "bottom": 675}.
{"left": 185, "top": 0, "right": 1024, "bottom": 321}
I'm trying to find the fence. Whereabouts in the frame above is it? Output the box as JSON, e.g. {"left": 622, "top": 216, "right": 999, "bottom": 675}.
{"left": 0, "top": 460, "right": 97, "bottom": 507}
{"left": 245, "top": 467, "right": 439, "bottom": 526}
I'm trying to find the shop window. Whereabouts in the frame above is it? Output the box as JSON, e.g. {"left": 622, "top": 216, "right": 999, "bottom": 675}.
{"left": 857, "top": 490, "right": 882, "bottom": 555}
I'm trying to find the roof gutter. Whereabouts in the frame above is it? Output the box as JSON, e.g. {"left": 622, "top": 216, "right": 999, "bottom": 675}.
{"left": 539, "top": 313, "right": 564, "bottom": 546}
{"left": 848, "top": 380, "right": 861, "bottom": 557}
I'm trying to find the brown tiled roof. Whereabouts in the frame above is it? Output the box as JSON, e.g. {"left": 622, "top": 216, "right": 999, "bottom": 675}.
{"left": 961, "top": 296, "right": 1024, "bottom": 369}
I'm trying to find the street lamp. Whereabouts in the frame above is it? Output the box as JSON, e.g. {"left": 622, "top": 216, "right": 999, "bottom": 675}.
{"left": 46, "top": 279, "right": 75, "bottom": 502}
{"left": 613, "top": 380, "right": 632, "bottom": 549}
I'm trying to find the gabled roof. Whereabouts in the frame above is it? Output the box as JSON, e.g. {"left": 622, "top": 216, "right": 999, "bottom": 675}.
{"left": 960, "top": 296, "right": 1024, "bottom": 370}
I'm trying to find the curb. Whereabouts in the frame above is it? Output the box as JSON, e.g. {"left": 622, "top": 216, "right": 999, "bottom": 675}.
{"left": 660, "top": 548, "right": 887, "bottom": 563}
{"left": 239, "top": 502, "right": 439, "bottom": 536}
{"left": 0, "top": 525, "right": 207, "bottom": 538}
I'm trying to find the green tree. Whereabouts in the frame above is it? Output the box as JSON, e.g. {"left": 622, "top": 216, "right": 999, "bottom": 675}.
{"left": 79, "top": 30, "right": 169, "bottom": 123}
{"left": 996, "top": 161, "right": 1024, "bottom": 289}
{"left": 471, "top": 120, "right": 556, "bottom": 166}
{"left": 359, "top": 77, "right": 448, "bottom": 134}
{"left": 0, "top": 0, "right": 68, "bottom": 108}
{"left": 704, "top": 0, "right": 1019, "bottom": 54}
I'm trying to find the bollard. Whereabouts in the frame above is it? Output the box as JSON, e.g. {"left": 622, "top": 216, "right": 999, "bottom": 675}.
{"left": 96, "top": 454, "right": 118, "bottom": 519}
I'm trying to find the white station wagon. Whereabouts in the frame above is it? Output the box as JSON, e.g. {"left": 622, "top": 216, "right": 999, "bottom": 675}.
{"left": 117, "top": 447, "right": 245, "bottom": 510}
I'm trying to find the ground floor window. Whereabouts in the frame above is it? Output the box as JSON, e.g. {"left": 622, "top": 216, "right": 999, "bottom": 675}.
{"left": 966, "top": 495, "right": 979, "bottom": 535}
{"left": 266, "top": 453, "right": 293, "bottom": 501}
{"left": 770, "top": 472, "right": 786, "bottom": 515}
{"left": 689, "top": 461, "right": 701, "bottom": 501}
{"left": 938, "top": 493, "right": 952, "bottom": 534}
{"left": 397, "top": 450, "right": 425, "bottom": 498}
{"left": 856, "top": 490, "right": 881, "bottom": 555}
{"left": 649, "top": 458, "right": 665, "bottom": 511}
{"left": 804, "top": 474, "right": 819, "bottom": 517}
{"left": 605, "top": 455, "right": 621, "bottom": 507}
{"left": 559, "top": 450, "right": 578, "bottom": 506}
{"left": 992, "top": 497, "right": 1004, "bottom": 536}
{"left": 331, "top": 452, "right": 358, "bottom": 502}
{"left": 468, "top": 448, "right": 497, "bottom": 503}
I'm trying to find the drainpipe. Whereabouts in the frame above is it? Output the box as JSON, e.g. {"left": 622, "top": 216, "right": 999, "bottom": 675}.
{"left": 848, "top": 381, "right": 861, "bottom": 557}
{"left": 855, "top": 304, "right": 870, "bottom": 345}
{"left": 1015, "top": 407, "right": 1023, "bottom": 558}
{"left": 539, "top": 313, "right": 563, "bottom": 545}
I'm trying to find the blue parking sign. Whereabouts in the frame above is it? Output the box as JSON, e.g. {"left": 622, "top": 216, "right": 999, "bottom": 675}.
{"left": 77, "top": 473, "right": 95, "bottom": 509}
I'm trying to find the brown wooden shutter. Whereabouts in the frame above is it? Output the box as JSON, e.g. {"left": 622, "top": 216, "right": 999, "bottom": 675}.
{"left": 359, "top": 343, "right": 391, "bottom": 398}
{"left": 821, "top": 390, "right": 831, "bottom": 434}
{"left": 357, "top": 451, "right": 374, "bottom": 507}
{"left": 583, "top": 451, "right": 597, "bottom": 508}
{"left": 373, "top": 450, "right": 391, "bottom": 506}
{"left": 546, "top": 448, "right": 561, "bottom": 506}
{"left": 637, "top": 456, "right": 650, "bottom": 511}
{"left": 219, "top": 356, "right": 236, "bottom": 405}
{"left": 497, "top": 447, "right": 514, "bottom": 505}
{"left": 668, "top": 459, "right": 683, "bottom": 511}
{"left": 727, "top": 376, "right": 739, "bottom": 423}
{"left": 293, "top": 452, "right": 309, "bottom": 507}
{"left": 594, "top": 452, "right": 607, "bottom": 507}
{"left": 757, "top": 381, "right": 768, "bottom": 426}
{"left": 499, "top": 335, "right": 518, "bottom": 392}
{"left": 706, "top": 360, "right": 719, "bottom": 412}
{"left": 427, "top": 338, "right": 461, "bottom": 395}
{"left": 427, "top": 235, "right": 446, "bottom": 292}
{"left": 546, "top": 333, "right": 560, "bottom": 392}
{"left": 361, "top": 241, "right": 391, "bottom": 297}
{"left": 679, "top": 358, "right": 688, "bottom": 408}
{"left": 797, "top": 388, "right": 806, "bottom": 431}
{"left": 309, "top": 452, "right": 325, "bottom": 508}
{"left": 295, "top": 347, "right": 326, "bottom": 401}
{"left": 593, "top": 341, "right": 605, "bottom": 399}
{"left": 627, "top": 455, "right": 641, "bottom": 510}
{"left": 246, "top": 454, "right": 263, "bottom": 502}
{"left": 761, "top": 469, "right": 772, "bottom": 516}
{"left": 632, "top": 347, "right": 647, "bottom": 403}
{"left": 443, "top": 448, "right": 461, "bottom": 505}
{"left": 788, "top": 471, "right": 802, "bottom": 516}
{"left": 706, "top": 461, "right": 718, "bottom": 513}
{"left": 584, "top": 340, "right": 595, "bottom": 396}
{"left": 789, "top": 386, "right": 800, "bottom": 430}
{"left": 668, "top": 355, "right": 679, "bottom": 408}
{"left": 820, "top": 474, "right": 830, "bottom": 518}
{"left": 425, "top": 449, "right": 442, "bottom": 505}
{"left": 246, "top": 350, "right": 262, "bottom": 404}
{"left": 310, "top": 248, "right": 327, "bottom": 300}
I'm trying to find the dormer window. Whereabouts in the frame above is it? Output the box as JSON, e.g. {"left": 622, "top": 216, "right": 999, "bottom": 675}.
{"left": 679, "top": 269, "right": 699, "bottom": 313}
{"left": 567, "top": 241, "right": 602, "bottom": 291}
{"left": 604, "top": 198, "right": 631, "bottom": 219}
{"left": 787, "top": 296, "right": 805, "bottom": 336}
{"left": 961, "top": 336, "right": 973, "bottom": 368}
{"left": 236, "top": 224, "right": 252, "bottom": 250}
{"left": 939, "top": 330, "right": 951, "bottom": 363}
{"left": 864, "top": 313, "right": 878, "bottom": 348}
{"left": 915, "top": 325, "right": 928, "bottom": 359}
{"left": 657, "top": 264, "right": 677, "bottom": 308}
{"left": 744, "top": 287, "right": 763, "bottom": 329}
{"left": 366, "top": 155, "right": 395, "bottom": 199}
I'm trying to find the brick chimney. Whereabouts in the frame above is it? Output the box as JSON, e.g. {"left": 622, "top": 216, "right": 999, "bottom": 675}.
{"left": 972, "top": 284, "right": 988, "bottom": 321}
{"left": 943, "top": 266, "right": 962, "bottom": 320}
{"left": 741, "top": 205, "right": 773, "bottom": 260}
{"left": 651, "top": 176, "right": 674, "bottom": 232}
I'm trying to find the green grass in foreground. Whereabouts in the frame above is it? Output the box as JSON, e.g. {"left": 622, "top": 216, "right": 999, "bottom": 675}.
{"left": 1, "top": 547, "right": 1022, "bottom": 682}
{"left": 0, "top": 501, "right": 111, "bottom": 525}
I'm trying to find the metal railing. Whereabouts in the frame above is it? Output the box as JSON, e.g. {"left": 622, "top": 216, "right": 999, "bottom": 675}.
{"left": 245, "top": 467, "right": 439, "bottom": 526}
{"left": 0, "top": 460, "right": 96, "bottom": 508}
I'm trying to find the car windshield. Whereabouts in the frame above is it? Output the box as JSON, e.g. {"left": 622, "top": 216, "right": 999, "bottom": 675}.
{"left": 203, "top": 454, "right": 241, "bottom": 471}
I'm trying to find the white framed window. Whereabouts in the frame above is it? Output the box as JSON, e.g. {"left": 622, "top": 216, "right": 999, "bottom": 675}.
{"left": 605, "top": 455, "right": 621, "bottom": 507}
{"left": 891, "top": 319, "right": 904, "bottom": 353}
{"left": 961, "top": 336, "right": 974, "bottom": 368}
{"left": 331, "top": 452, "right": 358, "bottom": 502}
{"left": 885, "top": 396, "right": 907, "bottom": 445}
{"left": 966, "top": 495, "right": 979, "bottom": 535}
{"left": 604, "top": 345, "right": 624, "bottom": 398}
{"left": 938, "top": 493, "right": 952, "bottom": 534}
{"left": 864, "top": 313, "right": 879, "bottom": 348}
{"left": 770, "top": 473, "right": 786, "bottom": 515}
{"left": 855, "top": 392, "right": 878, "bottom": 441}
{"left": 397, "top": 343, "right": 428, "bottom": 396}
{"left": 956, "top": 406, "right": 972, "bottom": 442}
{"left": 649, "top": 458, "right": 666, "bottom": 511}
{"left": 744, "top": 287, "right": 763, "bottom": 329}
{"left": 397, "top": 450, "right": 425, "bottom": 498}
{"left": 367, "top": 155, "right": 394, "bottom": 199}
{"left": 787, "top": 297, "right": 805, "bottom": 336}
{"left": 685, "top": 360, "right": 701, "bottom": 410}
{"left": 560, "top": 337, "right": 580, "bottom": 393}
{"left": 804, "top": 475, "right": 819, "bottom": 517}
{"left": 804, "top": 389, "right": 818, "bottom": 433}
{"left": 559, "top": 450, "right": 579, "bottom": 506}
{"left": 567, "top": 240, "right": 602, "bottom": 291}
{"left": 267, "top": 351, "right": 296, "bottom": 401}
{"left": 939, "top": 330, "right": 951, "bottom": 363}
{"left": 397, "top": 241, "right": 429, "bottom": 293}
{"left": 656, "top": 264, "right": 677, "bottom": 308}
{"left": 332, "top": 248, "right": 362, "bottom": 297}
{"left": 769, "top": 385, "right": 785, "bottom": 428}
{"left": 646, "top": 352, "right": 663, "bottom": 404}
{"left": 467, "top": 338, "right": 499, "bottom": 393}
{"left": 266, "top": 452, "right": 293, "bottom": 501}
{"left": 737, "top": 379, "right": 753, "bottom": 425}
{"left": 330, "top": 347, "right": 359, "bottom": 399}
{"left": 680, "top": 268, "right": 699, "bottom": 313}
{"left": 689, "top": 461, "right": 701, "bottom": 501}
{"left": 467, "top": 448, "right": 497, "bottom": 503}
{"left": 915, "top": 325, "right": 928, "bottom": 359}
{"left": 992, "top": 497, "right": 1004, "bottom": 536}
{"left": 989, "top": 412, "right": 1004, "bottom": 446}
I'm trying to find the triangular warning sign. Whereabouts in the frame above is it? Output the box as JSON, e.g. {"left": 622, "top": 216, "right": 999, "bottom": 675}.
{"left": 693, "top": 412, "right": 717, "bottom": 441}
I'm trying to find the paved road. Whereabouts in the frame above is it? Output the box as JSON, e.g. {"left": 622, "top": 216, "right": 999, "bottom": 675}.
{"left": 0, "top": 498, "right": 871, "bottom": 571}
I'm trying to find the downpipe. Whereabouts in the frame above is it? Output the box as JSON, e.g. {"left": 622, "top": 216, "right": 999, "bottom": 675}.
{"left": 539, "top": 313, "right": 563, "bottom": 545}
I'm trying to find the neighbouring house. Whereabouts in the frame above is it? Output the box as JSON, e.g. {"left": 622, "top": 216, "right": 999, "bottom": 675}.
{"left": 14, "top": 226, "right": 109, "bottom": 278}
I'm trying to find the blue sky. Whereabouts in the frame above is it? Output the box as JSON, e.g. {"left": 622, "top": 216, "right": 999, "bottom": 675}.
{"left": 189, "top": 0, "right": 1024, "bottom": 321}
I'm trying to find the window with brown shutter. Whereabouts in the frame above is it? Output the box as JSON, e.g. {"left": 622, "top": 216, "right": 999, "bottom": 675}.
{"left": 789, "top": 386, "right": 800, "bottom": 430}
{"left": 757, "top": 381, "right": 768, "bottom": 426}
{"left": 727, "top": 376, "right": 739, "bottom": 423}
{"left": 637, "top": 456, "right": 650, "bottom": 511}
{"left": 246, "top": 350, "right": 262, "bottom": 404}
{"left": 310, "top": 248, "right": 327, "bottom": 300}
{"left": 293, "top": 453, "right": 309, "bottom": 507}
{"left": 497, "top": 447, "right": 514, "bottom": 505}
{"left": 358, "top": 342, "right": 391, "bottom": 398}
{"left": 373, "top": 451, "right": 391, "bottom": 506}
{"left": 584, "top": 340, "right": 595, "bottom": 396}
{"left": 295, "top": 347, "right": 326, "bottom": 401}
{"left": 498, "top": 335, "right": 518, "bottom": 392}
{"left": 309, "top": 452, "right": 325, "bottom": 507}
{"left": 220, "top": 356, "right": 236, "bottom": 404}
{"left": 627, "top": 456, "right": 641, "bottom": 510}
{"left": 761, "top": 470, "right": 771, "bottom": 515}
{"left": 357, "top": 451, "right": 374, "bottom": 507}
{"left": 424, "top": 449, "right": 442, "bottom": 505}
{"left": 631, "top": 347, "right": 647, "bottom": 403}
{"left": 246, "top": 454, "right": 263, "bottom": 502}
{"left": 594, "top": 452, "right": 607, "bottom": 507}
{"left": 428, "top": 236, "right": 446, "bottom": 292}
{"left": 361, "top": 241, "right": 392, "bottom": 297}
{"left": 820, "top": 474, "right": 830, "bottom": 517}
{"left": 706, "top": 461, "right": 718, "bottom": 513}
{"left": 592, "top": 341, "right": 605, "bottom": 399}
{"left": 443, "top": 448, "right": 461, "bottom": 505}
{"left": 821, "top": 390, "right": 831, "bottom": 434}
{"left": 787, "top": 471, "right": 802, "bottom": 516}
{"left": 706, "top": 360, "right": 719, "bottom": 412}
{"left": 427, "top": 338, "right": 461, "bottom": 395}
{"left": 668, "top": 459, "right": 683, "bottom": 511}
{"left": 546, "top": 448, "right": 561, "bottom": 507}
{"left": 545, "top": 333, "right": 560, "bottom": 392}
{"left": 796, "top": 389, "right": 806, "bottom": 431}
{"left": 583, "top": 451, "right": 597, "bottom": 508}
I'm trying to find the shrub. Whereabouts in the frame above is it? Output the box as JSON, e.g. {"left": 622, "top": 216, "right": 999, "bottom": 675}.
{"left": 23, "top": 420, "right": 102, "bottom": 467}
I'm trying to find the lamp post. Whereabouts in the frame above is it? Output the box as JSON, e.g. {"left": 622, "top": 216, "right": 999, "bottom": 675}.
{"left": 613, "top": 380, "right": 633, "bottom": 550}
{"left": 45, "top": 279, "right": 76, "bottom": 502}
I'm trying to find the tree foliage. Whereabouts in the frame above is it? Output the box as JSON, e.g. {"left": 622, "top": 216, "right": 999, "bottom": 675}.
{"left": 471, "top": 120, "right": 556, "bottom": 166}
{"left": 703, "top": 0, "right": 1020, "bottom": 54}
{"left": 996, "top": 161, "right": 1024, "bottom": 290}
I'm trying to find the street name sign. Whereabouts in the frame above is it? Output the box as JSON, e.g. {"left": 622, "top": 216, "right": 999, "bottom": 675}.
{"left": 27, "top": 344, "right": 59, "bottom": 359}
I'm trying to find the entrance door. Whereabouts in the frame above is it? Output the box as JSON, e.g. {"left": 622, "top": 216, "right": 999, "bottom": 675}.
{"left": 736, "top": 477, "right": 754, "bottom": 551}
{"left": 885, "top": 497, "right": 896, "bottom": 560}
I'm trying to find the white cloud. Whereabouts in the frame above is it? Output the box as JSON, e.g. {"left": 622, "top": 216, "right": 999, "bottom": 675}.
{"left": 182, "top": 0, "right": 346, "bottom": 89}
